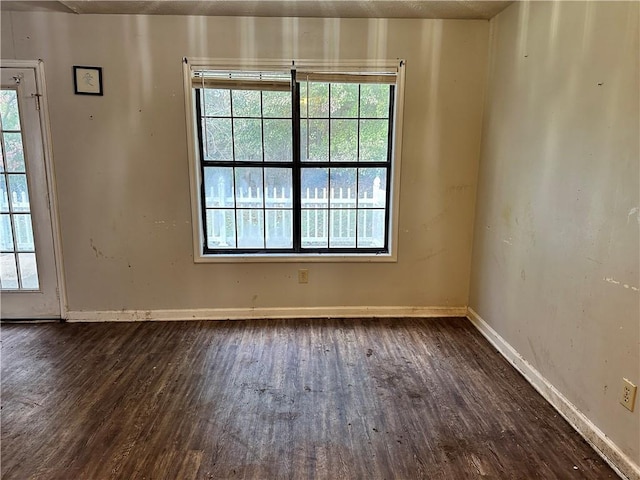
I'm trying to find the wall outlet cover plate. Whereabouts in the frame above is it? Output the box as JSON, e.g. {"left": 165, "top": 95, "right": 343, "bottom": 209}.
{"left": 620, "top": 378, "right": 637, "bottom": 412}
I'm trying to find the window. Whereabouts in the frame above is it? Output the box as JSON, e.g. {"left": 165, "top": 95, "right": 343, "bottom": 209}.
{"left": 185, "top": 61, "right": 404, "bottom": 259}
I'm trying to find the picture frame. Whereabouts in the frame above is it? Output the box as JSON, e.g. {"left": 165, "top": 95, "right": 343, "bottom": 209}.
{"left": 73, "top": 66, "right": 103, "bottom": 96}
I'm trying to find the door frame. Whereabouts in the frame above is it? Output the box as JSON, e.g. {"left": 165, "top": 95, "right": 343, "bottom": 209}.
{"left": 2, "top": 59, "right": 67, "bottom": 319}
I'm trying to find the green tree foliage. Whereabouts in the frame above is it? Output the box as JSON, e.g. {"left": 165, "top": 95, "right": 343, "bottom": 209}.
{"left": 202, "top": 81, "right": 390, "bottom": 167}
{"left": 299, "top": 81, "right": 391, "bottom": 190}
{"left": 359, "top": 120, "right": 388, "bottom": 162}
{"left": 234, "top": 118, "right": 262, "bottom": 161}
{"left": 0, "top": 91, "right": 26, "bottom": 173}
{"left": 264, "top": 120, "right": 291, "bottom": 162}
{"left": 330, "top": 83, "right": 358, "bottom": 117}
{"left": 262, "top": 91, "right": 290, "bottom": 118}
{"left": 0, "top": 91, "right": 21, "bottom": 131}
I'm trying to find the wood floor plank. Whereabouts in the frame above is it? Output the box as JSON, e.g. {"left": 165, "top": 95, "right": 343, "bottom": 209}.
{"left": 1, "top": 318, "right": 618, "bottom": 479}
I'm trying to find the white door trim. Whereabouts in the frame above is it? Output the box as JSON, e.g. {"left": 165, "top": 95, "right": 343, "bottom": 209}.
{"left": 1, "top": 59, "right": 67, "bottom": 319}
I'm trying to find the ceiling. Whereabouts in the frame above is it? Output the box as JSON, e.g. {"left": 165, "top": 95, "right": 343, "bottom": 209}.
{"left": 1, "top": 1, "right": 513, "bottom": 19}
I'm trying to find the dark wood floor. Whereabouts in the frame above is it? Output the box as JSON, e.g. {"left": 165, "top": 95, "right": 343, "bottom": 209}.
{"left": 1, "top": 317, "right": 617, "bottom": 480}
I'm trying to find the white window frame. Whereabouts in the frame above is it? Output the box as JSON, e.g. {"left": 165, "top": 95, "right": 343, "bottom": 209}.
{"left": 182, "top": 58, "right": 405, "bottom": 263}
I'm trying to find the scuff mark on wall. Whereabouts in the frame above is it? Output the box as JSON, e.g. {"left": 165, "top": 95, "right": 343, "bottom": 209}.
{"left": 89, "top": 238, "right": 115, "bottom": 260}
{"left": 628, "top": 207, "right": 640, "bottom": 225}
{"left": 501, "top": 206, "right": 512, "bottom": 225}
{"left": 422, "top": 210, "right": 447, "bottom": 229}
{"left": 447, "top": 184, "right": 473, "bottom": 193}
{"left": 154, "top": 220, "right": 178, "bottom": 229}
{"left": 416, "top": 248, "right": 446, "bottom": 262}
{"left": 89, "top": 238, "right": 100, "bottom": 258}
{"left": 604, "top": 277, "right": 639, "bottom": 291}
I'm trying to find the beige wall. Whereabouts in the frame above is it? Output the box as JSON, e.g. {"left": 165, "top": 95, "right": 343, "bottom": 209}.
{"left": 2, "top": 1, "right": 638, "bottom": 472}
{"left": 470, "top": 0, "right": 639, "bottom": 466}
{"left": 1, "top": 12, "right": 489, "bottom": 311}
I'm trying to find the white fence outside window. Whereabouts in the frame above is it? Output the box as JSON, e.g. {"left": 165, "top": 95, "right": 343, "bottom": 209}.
{"left": 0, "top": 192, "right": 34, "bottom": 252}
{"left": 205, "top": 177, "right": 386, "bottom": 249}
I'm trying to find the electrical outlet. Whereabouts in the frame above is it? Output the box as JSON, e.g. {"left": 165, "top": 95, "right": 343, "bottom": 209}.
{"left": 298, "top": 269, "right": 309, "bottom": 284}
{"left": 620, "top": 378, "right": 637, "bottom": 412}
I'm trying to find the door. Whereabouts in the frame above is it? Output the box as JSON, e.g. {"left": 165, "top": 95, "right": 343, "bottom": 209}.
{"left": 1, "top": 66, "right": 60, "bottom": 319}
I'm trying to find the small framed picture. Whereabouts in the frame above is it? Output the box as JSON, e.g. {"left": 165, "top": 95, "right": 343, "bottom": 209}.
{"left": 73, "top": 66, "right": 103, "bottom": 95}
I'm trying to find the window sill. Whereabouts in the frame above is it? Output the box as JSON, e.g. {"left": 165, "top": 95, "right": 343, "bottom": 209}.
{"left": 193, "top": 252, "right": 397, "bottom": 263}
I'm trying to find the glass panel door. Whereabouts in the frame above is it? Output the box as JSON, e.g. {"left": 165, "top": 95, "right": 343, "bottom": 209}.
{"left": 0, "top": 65, "right": 60, "bottom": 319}
{"left": 1, "top": 89, "right": 40, "bottom": 290}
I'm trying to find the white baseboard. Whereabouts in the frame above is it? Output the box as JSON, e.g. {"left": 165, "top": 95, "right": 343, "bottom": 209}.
{"left": 66, "top": 305, "right": 467, "bottom": 322}
{"left": 467, "top": 307, "right": 640, "bottom": 480}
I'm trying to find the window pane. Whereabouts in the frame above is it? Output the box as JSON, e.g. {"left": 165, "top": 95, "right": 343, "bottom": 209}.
{"left": 359, "top": 120, "right": 389, "bottom": 162}
{"left": 233, "top": 119, "right": 262, "bottom": 161}
{"left": 263, "top": 119, "right": 292, "bottom": 162}
{"left": 235, "top": 167, "right": 264, "bottom": 208}
{"left": 1, "top": 144, "right": 4, "bottom": 171}
{"left": 0, "top": 90, "right": 21, "bottom": 131}
{"left": 196, "top": 72, "right": 394, "bottom": 254}
{"left": 301, "top": 168, "right": 328, "bottom": 208}
{"left": 301, "top": 209, "right": 328, "bottom": 248}
{"left": 4, "top": 133, "right": 25, "bottom": 172}
{"left": 203, "top": 89, "right": 231, "bottom": 117}
{"left": 207, "top": 209, "right": 236, "bottom": 248}
{"left": 232, "top": 90, "right": 261, "bottom": 117}
{"left": 358, "top": 209, "right": 385, "bottom": 248}
{"left": 264, "top": 168, "right": 292, "bottom": 208}
{"left": 300, "top": 120, "right": 329, "bottom": 162}
{"left": 18, "top": 252, "right": 38, "bottom": 289}
{"left": 263, "top": 91, "right": 291, "bottom": 118}
{"left": 0, "top": 214, "right": 14, "bottom": 250}
{"left": 299, "top": 81, "right": 307, "bottom": 117}
{"left": 203, "top": 118, "right": 232, "bottom": 160}
{"left": 237, "top": 210, "right": 264, "bottom": 248}
{"left": 301, "top": 82, "right": 329, "bottom": 118}
{"left": 358, "top": 168, "right": 387, "bottom": 208}
{"left": 8, "top": 174, "right": 30, "bottom": 212}
{"left": 204, "top": 167, "right": 234, "bottom": 208}
{"left": 329, "top": 209, "right": 356, "bottom": 248}
{"left": 14, "top": 214, "right": 34, "bottom": 251}
{"left": 0, "top": 253, "right": 18, "bottom": 289}
{"left": 330, "top": 120, "right": 358, "bottom": 162}
{"left": 0, "top": 176, "right": 9, "bottom": 212}
{"left": 265, "top": 209, "right": 292, "bottom": 248}
{"left": 330, "top": 83, "right": 359, "bottom": 118}
{"left": 329, "top": 168, "right": 356, "bottom": 208}
{"left": 360, "top": 84, "right": 390, "bottom": 118}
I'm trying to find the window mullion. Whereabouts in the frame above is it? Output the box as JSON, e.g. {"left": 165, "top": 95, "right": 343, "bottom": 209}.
{"left": 291, "top": 70, "right": 302, "bottom": 252}
{"left": 260, "top": 91, "right": 266, "bottom": 249}
{"left": 230, "top": 92, "right": 239, "bottom": 248}
{"left": 195, "top": 90, "right": 209, "bottom": 253}
{"left": 355, "top": 84, "right": 361, "bottom": 248}
{"left": 383, "top": 85, "right": 395, "bottom": 251}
